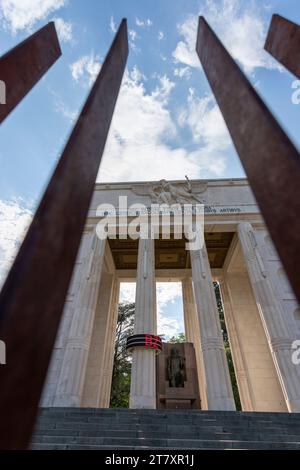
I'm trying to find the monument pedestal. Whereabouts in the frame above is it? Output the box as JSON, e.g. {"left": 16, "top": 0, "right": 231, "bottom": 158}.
{"left": 156, "top": 342, "right": 201, "bottom": 410}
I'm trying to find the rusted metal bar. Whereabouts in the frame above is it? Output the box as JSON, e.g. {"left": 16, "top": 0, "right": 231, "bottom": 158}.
{"left": 265, "top": 14, "right": 300, "bottom": 79}
{"left": 196, "top": 16, "right": 300, "bottom": 304}
{"left": 0, "top": 19, "right": 128, "bottom": 449}
{"left": 0, "top": 22, "right": 61, "bottom": 124}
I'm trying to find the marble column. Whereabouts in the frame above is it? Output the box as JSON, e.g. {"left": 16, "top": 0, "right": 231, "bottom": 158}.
{"left": 238, "top": 221, "right": 300, "bottom": 412}
{"left": 41, "top": 230, "right": 94, "bottom": 406}
{"left": 129, "top": 238, "right": 157, "bottom": 409}
{"left": 219, "top": 279, "right": 254, "bottom": 411}
{"left": 81, "top": 270, "right": 115, "bottom": 407}
{"left": 54, "top": 235, "right": 106, "bottom": 406}
{"left": 190, "top": 243, "right": 236, "bottom": 411}
{"left": 182, "top": 277, "right": 208, "bottom": 409}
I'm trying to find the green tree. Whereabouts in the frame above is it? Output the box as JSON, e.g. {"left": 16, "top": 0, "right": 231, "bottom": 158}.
{"left": 168, "top": 332, "right": 186, "bottom": 343}
{"left": 110, "top": 291, "right": 242, "bottom": 411}
{"left": 214, "top": 282, "right": 241, "bottom": 410}
{"left": 110, "top": 302, "right": 135, "bottom": 408}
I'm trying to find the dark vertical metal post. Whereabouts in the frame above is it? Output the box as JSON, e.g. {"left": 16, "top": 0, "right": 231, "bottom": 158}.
{"left": 0, "top": 19, "right": 128, "bottom": 449}
{"left": 0, "top": 22, "right": 61, "bottom": 124}
{"left": 196, "top": 16, "right": 300, "bottom": 304}
{"left": 265, "top": 14, "right": 300, "bottom": 79}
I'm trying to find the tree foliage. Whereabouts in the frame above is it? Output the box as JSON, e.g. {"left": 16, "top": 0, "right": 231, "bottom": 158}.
{"left": 214, "top": 282, "right": 241, "bottom": 410}
{"left": 110, "top": 288, "right": 242, "bottom": 411}
{"left": 168, "top": 332, "right": 186, "bottom": 343}
{"left": 110, "top": 302, "right": 135, "bottom": 408}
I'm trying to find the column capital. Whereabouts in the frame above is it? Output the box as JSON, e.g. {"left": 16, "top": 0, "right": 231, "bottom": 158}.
{"left": 216, "top": 275, "right": 225, "bottom": 285}
{"left": 190, "top": 246, "right": 207, "bottom": 279}
{"left": 269, "top": 338, "right": 294, "bottom": 351}
{"left": 238, "top": 222, "right": 267, "bottom": 278}
{"left": 237, "top": 221, "right": 253, "bottom": 232}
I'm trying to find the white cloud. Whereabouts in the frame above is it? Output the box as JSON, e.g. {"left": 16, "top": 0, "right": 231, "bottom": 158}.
{"left": 129, "top": 29, "right": 137, "bottom": 41}
{"left": 179, "top": 89, "right": 231, "bottom": 147}
{"left": 130, "top": 65, "right": 145, "bottom": 83}
{"left": 157, "top": 282, "right": 184, "bottom": 338}
{"left": 174, "top": 66, "right": 192, "bottom": 80}
{"left": 0, "top": 199, "right": 32, "bottom": 288}
{"left": 0, "top": 0, "right": 67, "bottom": 34}
{"left": 53, "top": 96, "right": 77, "bottom": 122}
{"left": 119, "top": 282, "right": 184, "bottom": 338}
{"left": 98, "top": 67, "right": 200, "bottom": 182}
{"left": 109, "top": 15, "right": 116, "bottom": 33}
{"left": 151, "top": 74, "right": 175, "bottom": 104}
{"left": 70, "top": 52, "right": 101, "bottom": 87}
{"left": 177, "top": 88, "right": 231, "bottom": 176}
{"left": 135, "top": 17, "right": 153, "bottom": 28}
{"left": 172, "top": 0, "right": 281, "bottom": 73}
{"left": 119, "top": 282, "right": 136, "bottom": 303}
{"left": 53, "top": 17, "right": 73, "bottom": 43}
{"left": 128, "top": 28, "right": 140, "bottom": 54}
{"left": 158, "top": 30, "right": 164, "bottom": 40}
{"left": 173, "top": 15, "right": 200, "bottom": 68}
{"left": 99, "top": 67, "right": 229, "bottom": 182}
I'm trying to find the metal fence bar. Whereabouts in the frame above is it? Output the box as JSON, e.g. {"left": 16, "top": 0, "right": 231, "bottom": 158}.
{"left": 0, "top": 19, "right": 128, "bottom": 450}
{"left": 0, "top": 22, "right": 61, "bottom": 124}
{"left": 196, "top": 16, "right": 300, "bottom": 304}
{"left": 265, "top": 14, "right": 300, "bottom": 79}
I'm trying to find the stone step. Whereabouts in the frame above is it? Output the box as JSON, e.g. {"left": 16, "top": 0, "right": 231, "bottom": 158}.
{"left": 38, "top": 408, "right": 299, "bottom": 417}
{"left": 37, "top": 411, "right": 300, "bottom": 423}
{"left": 32, "top": 429, "right": 300, "bottom": 442}
{"left": 33, "top": 408, "right": 300, "bottom": 450}
{"left": 34, "top": 419, "right": 300, "bottom": 433}
{"left": 38, "top": 411, "right": 300, "bottom": 421}
{"left": 31, "top": 438, "right": 300, "bottom": 450}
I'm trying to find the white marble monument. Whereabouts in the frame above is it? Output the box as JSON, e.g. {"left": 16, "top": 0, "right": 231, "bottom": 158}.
{"left": 41, "top": 178, "right": 300, "bottom": 412}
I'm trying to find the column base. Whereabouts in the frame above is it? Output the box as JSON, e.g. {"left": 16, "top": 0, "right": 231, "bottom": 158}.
{"left": 286, "top": 398, "right": 300, "bottom": 413}
{"left": 207, "top": 397, "right": 236, "bottom": 411}
{"left": 53, "top": 395, "right": 81, "bottom": 407}
{"left": 129, "top": 394, "right": 156, "bottom": 409}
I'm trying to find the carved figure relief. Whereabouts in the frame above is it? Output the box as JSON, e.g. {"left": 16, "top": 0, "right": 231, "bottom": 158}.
{"left": 132, "top": 176, "right": 207, "bottom": 205}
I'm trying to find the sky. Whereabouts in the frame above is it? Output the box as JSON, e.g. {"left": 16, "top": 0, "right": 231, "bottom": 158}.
{"left": 0, "top": 0, "right": 299, "bottom": 337}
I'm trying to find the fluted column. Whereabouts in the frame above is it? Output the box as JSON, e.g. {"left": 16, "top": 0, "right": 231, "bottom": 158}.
{"left": 129, "top": 238, "right": 157, "bottom": 409}
{"left": 81, "top": 271, "right": 114, "bottom": 407}
{"left": 238, "top": 221, "right": 300, "bottom": 412}
{"left": 182, "top": 277, "right": 207, "bottom": 409}
{"left": 41, "top": 230, "right": 94, "bottom": 406}
{"left": 219, "top": 279, "right": 254, "bottom": 411}
{"left": 54, "top": 235, "right": 106, "bottom": 406}
{"left": 190, "top": 243, "right": 236, "bottom": 410}
{"left": 182, "top": 278, "right": 194, "bottom": 342}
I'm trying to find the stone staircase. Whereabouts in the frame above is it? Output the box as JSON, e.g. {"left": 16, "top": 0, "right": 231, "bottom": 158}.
{"left": 32, "top": 408, "right": 300, "bottom": 450}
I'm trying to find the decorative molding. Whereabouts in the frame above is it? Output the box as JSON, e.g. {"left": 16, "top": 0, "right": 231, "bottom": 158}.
{"left": 201, "top": 337, "right": 224, "bottom": 351}
{"left": 269, "top": 338, "right": 293, "bottom": 351}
